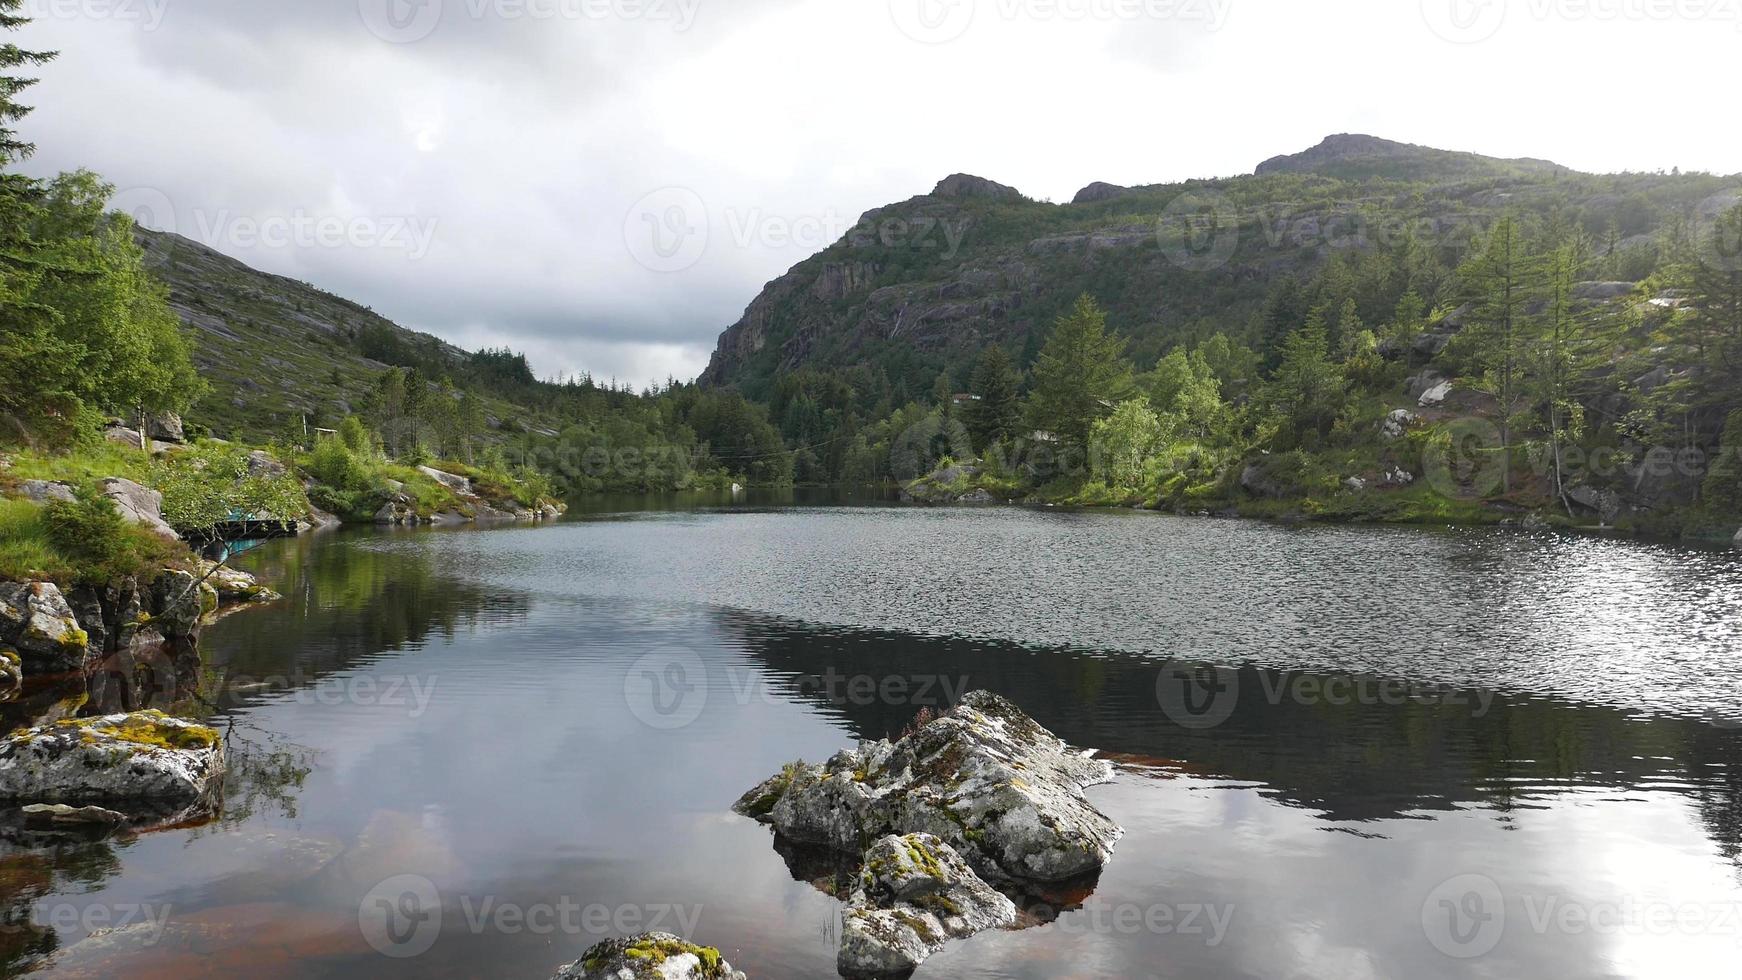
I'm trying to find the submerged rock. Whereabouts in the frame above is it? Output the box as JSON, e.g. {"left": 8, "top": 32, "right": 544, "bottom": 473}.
{"left": 0, "top": 710, "right": 224, "bottom": 813}
{"left": 552, "top": 933, "right": 746, "bottom": 980}
{"left": 21, "top": 802, "right": 128, "bottom": 828}
{"left": 735, "top": 691, "right": 1119, "bottom": 885}
{"left": 838, "top": 833, "right": 1017, "bottom": 978}
{"left": 0, "top": 581, "right": 89, "bottom": 672}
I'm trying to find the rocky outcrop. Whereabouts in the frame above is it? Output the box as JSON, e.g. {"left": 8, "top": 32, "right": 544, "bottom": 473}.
{"left": 100, "top": 478, "right": 180, "bottom": 541}
{"left": 552, "top": 934, "right": 745, "bottom": 980}
{"left": 1567, "top": 484, "right": 1625, "bottom": 525}
{"left": 931, "top": 174, "right": 1022, "bottom": 202}
{"left": 1071, "top": 181, "right": 1131, "bottom": 204}
{"left": 15, "top": 480, "right": 75, "bottom": 504}
{"left": 1418, "top": 380, "right": 1454, "bottom": 407}
{"left": 102, "top": 422, "right": 145, "bottom": 450}
{"left": 1382, "top": 409, "right": 1418, "bottom": 440}
{"left": 735, "top": 691, "right": 1119, "bottom": 886}
{"left": 838, "top": 834, "right": 1018, "bottom": 978}
{"left": 0, "top": 582, "right": 88, "bottom": 673}
{"left": 0, "top": 711, "right": 225, "bottom": 817}
{"left": 146, "top": 412, "right": 186, "bottom": 444}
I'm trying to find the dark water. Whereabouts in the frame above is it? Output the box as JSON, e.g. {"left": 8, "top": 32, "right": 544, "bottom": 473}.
{"left": 5, "top": 498, "right": 1742, "bottom": 978}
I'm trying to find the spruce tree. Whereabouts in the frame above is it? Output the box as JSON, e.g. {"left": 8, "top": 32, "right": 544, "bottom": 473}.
{"left": 964, "top": 345, "right": 1021, "bottom": 453}
{"left": 1025, "top": 295, "right": 1135, "bottom": 459}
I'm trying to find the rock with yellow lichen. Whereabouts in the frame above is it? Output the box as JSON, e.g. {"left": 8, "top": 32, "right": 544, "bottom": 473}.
{"left": 552, "top": 932, "right": 746, "bottom": 980}
{"left": 839, "top": 833, "right": 1017, "bottom": 978}
{"left": 0, "top": 710, "right": 224, "bottom": 817}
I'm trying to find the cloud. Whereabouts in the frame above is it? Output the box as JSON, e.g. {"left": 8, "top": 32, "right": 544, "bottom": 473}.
{"left": 14, "top": 0, "right": 1740, "bottom": 383}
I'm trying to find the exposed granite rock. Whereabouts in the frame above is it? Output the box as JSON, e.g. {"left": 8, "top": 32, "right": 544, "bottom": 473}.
{"left": 15, "top": 480, "right": 75, "bottom": 504}
{"left": 736, "top": 691, "right": 1119, "bottom": 885}
{"left": 1382, "top": 409, "right": 1418, "bottom": 440}
{"left": 146, "top": 412, "right": 186, "bottom": 444}
{"left": 1567, "top": 484, "right": 1625, "bottom": 524}
{"left": 0, "top": 582, "right": 88, "bottom": 672}
{"left": 197, "top": 560, "right": 281, "bottom": 604}
{"left": 100, "top": 478, "right": 180, "bottom": 541}
{"left": 1418, "top": 381, "right": 1454, "bottom": 407}
{"left": 931, "top": 174, "right": 1022, "bottom": 202}
{"left": 21, "top": 803, "right": 128, "bottom": 828}
{"left": 552, "top": 933, "right": 745, "bottom": 980}
{"left": 1733, "top": 527, "right": 1742, "bottom": 549}
{"left": 102, "top": 424, "right": 145, "bottom": 451}
{"left": 1071, "top": 181, "right": 1131, "bottom": 204}
{"left": 0, "top": 711, "right": 225, "bottom": 813}
{"left": 417, "top": 465, "right": 474, "bottom": 495}
{"left": 148, "top": 570, "right": 211, "bottom": 639}
{"left": 838, "top": 833, "right": 1017, "bottom": 978}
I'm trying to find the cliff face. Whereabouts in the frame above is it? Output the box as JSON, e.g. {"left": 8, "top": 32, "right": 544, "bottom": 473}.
{"left": 698, "top": 138, "right": 1737, "bottom": 396}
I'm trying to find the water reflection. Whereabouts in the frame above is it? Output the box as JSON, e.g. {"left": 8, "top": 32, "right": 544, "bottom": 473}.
{"left": 0, "top": 515, "right": 1738, "bottom": 978}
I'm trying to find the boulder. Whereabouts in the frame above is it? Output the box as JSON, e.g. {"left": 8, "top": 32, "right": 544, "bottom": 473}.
{"left": 148, "top": 570, "right": 209, "bottom": 639}
{"left": 21, "top": 803, "right": 128, "bottom": 828}
{"left": 417, "top": 465, "right": 474, "bottom": 495}
{"left": 1404, "top": 370, "right": 1446, "bottom": 402}
{"left": 14, "top": 480, "right": 75, "bottom": 504}
{"left": 1733, "top": 528, "right": 1741, "bottom": 549}
{"left": 0, "top": 711, "right": 225, "bottom": 813}
{"left": 552, "top": 934, "right": 745, "bottom": 980}
{"left": 1566, "top": 484, "right": 1624, "bottom": 525}
{"left": 245, "top": 450, "right": 287, "bottom": 478}
{"left": 1412, "top": 331, "right": 1452, "bottom": 358}
{"left": 99, "top": 478, "right": 180, "bottom": 541}
{"left": 374, "top": 496, "right": 418, "bottom": 526}
{"left": 102, "top": 425, "right": 145, "bottom": 451}
{"left": 839, "top": 834, "right": 1017, "bottom": 978}
{"left": 145, "top": 412, "right": 185, "bottom": 444}
{"left": 1343, "top": 477, "right": 1367, "bottom": 492}
{"left": 0, "top": 582, "right": 88, "bottom": 672}
{"left": 1418, "top": 381, "right": 1454, "bottom": 407}
{"left": 1381, "top": 409, "right": 1418, "bottom": 440}
{"left": 735, "top": 691, "right": 1120, "bottom": 885}
{"left": 1381, "top": 467, "right": 1415, "bottom": 488}
{"left": 197, "top": 561, "right": 281, "bottom": 604}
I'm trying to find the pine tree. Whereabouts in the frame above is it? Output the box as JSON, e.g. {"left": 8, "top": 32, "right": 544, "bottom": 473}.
{"left": 1269, "top": 311, "right": 1346, "bottom": 448}
{"left": 964, "top": 345, "right": 1020, "bottom": 453}
{"left": 1026, "top": 295, "right": 1135, "bottom": 458}
{"left": 0, "top": 0, "right": 55, "bottom": 168}
{"left": 1456, "top": 216, "right": 1541, "bottom": 494}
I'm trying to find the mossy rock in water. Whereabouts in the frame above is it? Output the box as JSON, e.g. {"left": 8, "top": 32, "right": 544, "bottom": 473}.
{"left": 0, "top": 709, "right": 225, "bottom": 815}
{"left": 552, "top": 932, "right": 745, "bottom": 980}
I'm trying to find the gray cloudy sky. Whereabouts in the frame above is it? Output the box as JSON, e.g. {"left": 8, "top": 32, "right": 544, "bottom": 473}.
{"left": 17, "top": 0, "right": 1740, "bottom": 384}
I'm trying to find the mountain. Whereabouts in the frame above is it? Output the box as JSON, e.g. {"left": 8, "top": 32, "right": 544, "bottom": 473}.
{"left": 136, "top": 229, "right": 562, "bottom": 443}
{"left": 699, "top": 136, "right": 1740, "bottom": 398}
{"left": 1254, "top": 133, "right": 1563, "bottom": 181}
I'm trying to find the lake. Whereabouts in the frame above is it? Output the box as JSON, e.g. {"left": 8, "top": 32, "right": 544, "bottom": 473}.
{"left": 4, "top": 496, "right": 1742, "bottom": 978}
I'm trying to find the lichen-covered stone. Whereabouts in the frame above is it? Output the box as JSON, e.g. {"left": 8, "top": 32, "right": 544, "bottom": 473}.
{"left": 0, "top": 581, "right": 90, "bottom": 672}
{"left": 0, "top": 710, "right": 224, "bottom": 813}
{"left": 196, "top": 560, "right": 281, "bottom": 604}
{"left": 839, "top": 833, "right": 1017, "bottom": 978}
{"left": 736, "top": 691, "right": 1120, "bottom": 885}
{"left": 552, "top": 932, "right": 746, "bottom": 980}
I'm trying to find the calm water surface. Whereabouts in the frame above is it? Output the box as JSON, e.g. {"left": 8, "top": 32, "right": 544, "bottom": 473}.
{"left": 4, "top": 496, "right": 1742, "bottom": 979}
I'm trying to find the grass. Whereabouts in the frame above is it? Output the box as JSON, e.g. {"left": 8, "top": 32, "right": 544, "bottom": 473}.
{"left": 5, "top": 443, "right": 155, "bottom": 485}
{"left": 0, "top": 499, "right": 74, "bottom": 581}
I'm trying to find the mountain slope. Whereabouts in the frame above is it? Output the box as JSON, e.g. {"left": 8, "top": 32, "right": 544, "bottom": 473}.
{"left": 137, "top": 229, "right": 558, "bottom": 442}
{"left": 700, "top": 136, "right": 1739, "bottom": 397}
